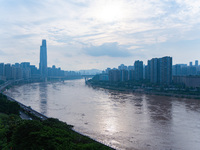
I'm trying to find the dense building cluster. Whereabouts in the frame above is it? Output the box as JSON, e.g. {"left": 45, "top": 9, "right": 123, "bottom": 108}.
{"left": 172, "top": 60, "right": 200, "bottom": 76}
{"left": 0, "top": 40, "right": 80, "bottom": 82}
{"left": 0, "top": 62, "right": 37, "bottom": 81}
{"left": 146, "top": 57, "right": 172, "bottom": 84}
{"left": 0, "top": 62, "right": 67, "bottom": 81}
{"left": 173, "top": 60, "right": 200, "bottom": 87}
{"left": 96, "top": 57, "right": 200, "bottom": 87}
{"left": 99, "top": 56, "right": 172, "bottom": 85}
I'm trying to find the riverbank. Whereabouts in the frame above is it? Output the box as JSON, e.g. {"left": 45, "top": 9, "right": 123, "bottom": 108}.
{"left": 0, "top": 81, "right": 113, "bottom": 150}
{"left": 86, "top": 80, "right": 200, "bottom": 99}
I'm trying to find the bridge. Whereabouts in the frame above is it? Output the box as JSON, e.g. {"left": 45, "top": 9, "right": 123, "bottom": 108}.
{"left": 81, "top": 75, "right": 95, "bottom": 78}
{"left": 47, "top": 75, "right": 95, "bottom": 81}
{"left": 0, "top": 75, "right": 95, "bottom": 90}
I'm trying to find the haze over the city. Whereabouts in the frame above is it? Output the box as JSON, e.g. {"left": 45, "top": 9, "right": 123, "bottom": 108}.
{"left": 0, "top": 0, "right": 200, "bottom": 70}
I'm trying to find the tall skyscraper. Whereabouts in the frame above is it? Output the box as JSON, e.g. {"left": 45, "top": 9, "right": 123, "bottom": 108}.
{"left": 39, "top": 39, "right": 47, "bottom": 77}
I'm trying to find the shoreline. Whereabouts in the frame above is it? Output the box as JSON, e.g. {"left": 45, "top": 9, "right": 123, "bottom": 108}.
{"left": 0, "top": 79, "right": 113, "bottom": 149}
{"left": 86, "top": 81, "right": 200, "bottom": 100}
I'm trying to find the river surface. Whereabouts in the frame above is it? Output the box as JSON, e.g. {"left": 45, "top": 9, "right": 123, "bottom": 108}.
{"left": 5, "top": 79, "right": 200, "bottom": 150}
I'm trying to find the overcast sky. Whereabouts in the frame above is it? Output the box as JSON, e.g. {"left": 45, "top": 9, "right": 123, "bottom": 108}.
{"left": 0, "top": 0, "right": 200, "bottom": 70}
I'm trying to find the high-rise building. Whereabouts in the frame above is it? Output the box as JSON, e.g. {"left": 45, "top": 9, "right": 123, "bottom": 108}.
{"left": 20, "top": 62, "right": 31, "bottom": 79}
{"left": 159, "top": 56, "right": 172, "bottom": 84}
{"left": 105, "top": 68, "right": 111, "bottom": 74}
{"left": 145, "top": 60, "right": 150, "bottom": 80}
{"left": 4, "top": 64, "right": 12, "bottom": 80}
{"left": 173, "top": 64, "right": 181, "bottom": 76}
{"left": 128, "top": 70, "right": 135, "bottom": 81}
{"left": 134, "top": 60, "right": 143, "bottom": 81}
{"left": 118, "top": 64, "right": 127, "bottom": 70}
{"left": 0, "top": 63, "right": 4, "bottom": 76}
{"left": 195, "top": 60, "right": 198, "bottom": 67}
{"left": 187, "top": 66, "right": 197, "bottom": 75}
{"left": 150, "top": 58, "right": 160, "bottom": 83}
{"left": 128, "top": 66, "right": 134, "bottom": 70}
{"left": 147, "top": 56, "right": 172, "bottom": 84}
{"left": 15, "top": 67, "right": 23, "bottom": 80}
{"left": 21, "top": 62, "right": 30, "bottom": 68}
{"left": 120, "top": 70, "right": 128, "bottom": 81}
{"left": 109, "top": 69, "right": 120, "bottom": 82}
{"left": 39, "top": 39, "right": 48, "bottom": 78}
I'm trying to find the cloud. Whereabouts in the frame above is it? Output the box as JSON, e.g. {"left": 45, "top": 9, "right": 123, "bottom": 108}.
{"left": 0, "top": 49, "right": 7, "bottom": 56}
{"left": 1, "top": 0, "right": 200, "bottom": 70}
{"left": 13, "top": 34, "right": 37, "bottom": 39}
{"left": 84, "top": 42, "right": 132, "bottom": 57}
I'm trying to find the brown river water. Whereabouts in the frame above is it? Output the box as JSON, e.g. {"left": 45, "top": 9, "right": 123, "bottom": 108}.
{"left": 5, "top": 79, "right": 200, "bottom": 150}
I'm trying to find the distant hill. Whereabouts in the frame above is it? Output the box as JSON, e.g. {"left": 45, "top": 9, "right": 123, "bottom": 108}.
{"left": 78, "top": 69, "right": 102, "bottom": 75}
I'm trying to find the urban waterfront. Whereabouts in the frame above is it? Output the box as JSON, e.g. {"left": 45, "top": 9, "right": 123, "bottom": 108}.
{"left": 5, "top": 79, "right": 200, "bottom": 150}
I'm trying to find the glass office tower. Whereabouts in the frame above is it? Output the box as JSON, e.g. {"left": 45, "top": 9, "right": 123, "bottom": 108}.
{"left": 39, "top": 39, "right": 47, "bottom": 78}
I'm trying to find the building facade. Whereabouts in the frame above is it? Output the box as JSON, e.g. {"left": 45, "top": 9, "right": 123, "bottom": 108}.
{"left": 134, "top": 60, "right": 143, "bottom": 81}
{"left": 159, "top": 56, "right": 172, "bottom": 84}
{"left": 39, "top": 39, "right": 48, "bottom": 78}
{"left": 146, "top": 56, "right": 172, "bottom": 84}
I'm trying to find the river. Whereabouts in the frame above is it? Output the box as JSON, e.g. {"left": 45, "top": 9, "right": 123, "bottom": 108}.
{"left": 5, "top": 79, "right": 200, "bottom": 150}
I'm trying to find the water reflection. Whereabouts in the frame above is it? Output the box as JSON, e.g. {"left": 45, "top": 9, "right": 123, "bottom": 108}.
{"left": 39, "top": 83, "right": 48, "bottom": 115}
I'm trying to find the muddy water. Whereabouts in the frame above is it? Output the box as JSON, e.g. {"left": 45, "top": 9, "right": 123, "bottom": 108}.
{"left": 6, "top": 79, "right": 200, "bottom": 150}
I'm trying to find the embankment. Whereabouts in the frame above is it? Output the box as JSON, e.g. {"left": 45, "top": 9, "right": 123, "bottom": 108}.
{"left": 86, "top": 81, "right": 200, "bottom": 99}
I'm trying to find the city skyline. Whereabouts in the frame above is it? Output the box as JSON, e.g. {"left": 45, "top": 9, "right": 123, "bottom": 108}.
{"left": 39, "top": 39, "right": 48, "bottom": 77}
{"left": 1, "top": 1, "right": 200, "bottom": 70}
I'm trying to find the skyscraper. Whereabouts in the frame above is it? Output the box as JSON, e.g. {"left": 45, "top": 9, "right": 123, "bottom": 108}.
{"left": 39, "top": 39, "right": 47, "bottom": 78}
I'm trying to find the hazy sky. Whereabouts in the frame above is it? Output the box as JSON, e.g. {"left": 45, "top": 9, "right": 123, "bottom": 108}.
{"left": 0, "top": 0, "right": 200, "bottom": 70}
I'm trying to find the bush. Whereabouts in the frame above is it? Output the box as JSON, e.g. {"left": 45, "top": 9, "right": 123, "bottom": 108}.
{"left": 11, "top": 119, "right": 112, "bottom": 150}
{"left": 0, "top": 95, "right": 20, "bottom": 115}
